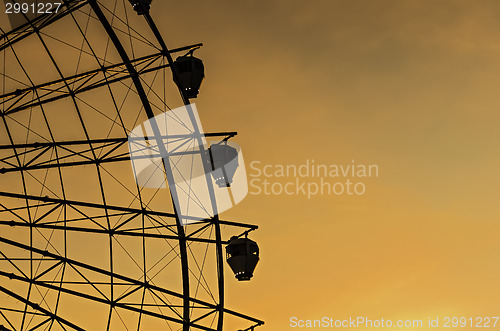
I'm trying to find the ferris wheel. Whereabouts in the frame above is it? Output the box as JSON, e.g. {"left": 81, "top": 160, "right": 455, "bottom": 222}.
{"left": 0, "top": 0, "right": 262, "bottom": 330}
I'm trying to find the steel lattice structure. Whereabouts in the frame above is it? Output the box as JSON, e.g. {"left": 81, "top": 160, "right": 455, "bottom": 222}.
{"left": 0, "top": 0, "right": 263, "bottom": 330}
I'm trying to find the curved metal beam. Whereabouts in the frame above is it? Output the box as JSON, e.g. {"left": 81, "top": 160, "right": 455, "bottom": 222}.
{"left": 0, "top": 285, "right": 84, "bottom": 331}
{"left": 0, "top": 236, "right": 265, "bottom": 328}
{"left": 0, "top": 0, "right": 88, "bottom": 52}
{"left": 87, "top": 1, "right": 192, "bottom": 329}
{"left": 142, "top": 12, "right": 227, "bottom": 330}
{"left": 0, "top": 43, "right": 203, "bottom": 115}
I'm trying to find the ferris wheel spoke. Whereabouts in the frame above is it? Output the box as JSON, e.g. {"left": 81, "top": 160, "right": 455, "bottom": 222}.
{"left": 146, "top": 289, "right": 183, "bottom": 321}
{"left": 23, "top": 266, "right": 65, "bottom": 330}
{"left": 1, "top": 272, "right": 195, "bottom": 330}
{"left": 190, "top": 309, "right": 217, "bottom": 326}
{"left": 0, "top": 220, "right": 228, "bottom": 245}
{"left": 0, "top": 309, "right": 18, "bottom": 331}
{"left": 189, "top": 236, "right": 217, "bottom": 303}
{"left": 0, "top": 0, "right": 88, "bottom": 53}
{"left": 1, "top": 54, "right": 162, "bottom": 116}
{"left": 0, "top": 250, "right": 29, "bottom": 280}
{"left": 0, "top": 240, "right": 226, "bottom": 330}
{"left": 39, "top": 31, "right": 109, "bottom": 66}
{"left": 97, "top": 1, "right": 158, "bottom": 50}
{"left": 0, "top": 43, "right": 200, "bottom": 116}
{"left": 0, "top": 283, "right": 85, "bottom": 331}
{"left": 0, "top": 191, "right": 142, "bottom": 214}
{"left": 0, "top": 236, "right": 217, "bottom": 308}
{"left": 0, "top": 137, "right": 233, "bottom": 176}
{"left": 1, "top": 0, "right": 264, "bottom": 328}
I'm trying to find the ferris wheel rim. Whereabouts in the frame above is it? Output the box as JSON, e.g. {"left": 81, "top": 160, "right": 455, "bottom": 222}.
{"left": 0, "top": 1, "right": 263, "bottom": 330}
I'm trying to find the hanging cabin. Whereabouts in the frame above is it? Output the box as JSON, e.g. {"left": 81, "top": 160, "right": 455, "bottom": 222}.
{"left": 208, "top": 143, "right": 239, "bottom": 188}
{"left": 172, "top": 54, "right": 205, "bottom": 98}
{"left": 128, "top": 0, "right": 152, "bottom": 14}
{"left": 226, "top": 236, "right": 260, "bottom": 281}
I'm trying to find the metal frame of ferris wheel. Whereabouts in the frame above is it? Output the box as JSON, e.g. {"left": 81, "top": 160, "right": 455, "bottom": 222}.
{"left": 0, "top": 0, "right": 264, "bottom": 330}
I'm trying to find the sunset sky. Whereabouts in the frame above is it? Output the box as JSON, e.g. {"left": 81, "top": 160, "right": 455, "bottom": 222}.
{"left": 163, "top": 0, "right": 500, "bottom": 329}
{"left": 2, "top": 0, "right": 500, "bottom": 330}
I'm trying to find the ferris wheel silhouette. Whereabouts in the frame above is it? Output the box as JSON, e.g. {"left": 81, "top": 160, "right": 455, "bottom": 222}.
{"left": 0, "top": 0, "right": 262, "bottom": 330}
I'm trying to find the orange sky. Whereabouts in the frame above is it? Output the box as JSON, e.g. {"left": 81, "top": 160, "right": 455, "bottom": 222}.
{"left": 160, "top": 1, "right": 500, "bottom": 329}
{"left": 2, "top": 0, "right": 500, "bottom": 330}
